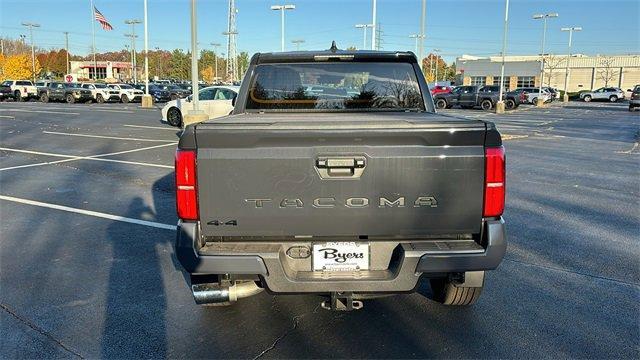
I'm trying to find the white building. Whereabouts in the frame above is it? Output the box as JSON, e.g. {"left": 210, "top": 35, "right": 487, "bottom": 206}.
{"left": 69, "top": 61, "right": 134, "bottom": 82}
{"left": 455, "top": 54, "right": 640, "bottom": 92}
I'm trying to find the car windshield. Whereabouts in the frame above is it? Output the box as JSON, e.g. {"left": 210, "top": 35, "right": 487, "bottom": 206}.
{"left": 65, "top": 83, "right": 81, "bottom": 88}
{"left": 94, "top": 84, "right": 107, "bottom": 88}
{"left": 246, "top": 62, "right": 425, "bottom": 111}
{"left": 119, "top": 84, "right": 134, "bottom": 89}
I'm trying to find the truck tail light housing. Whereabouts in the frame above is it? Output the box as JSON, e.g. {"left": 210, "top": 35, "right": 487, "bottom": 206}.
{"left": 175, "top": 149, "right": 199, "bottom": 220}
{"left": 484, "top": 146, "right": 505, "bottom": 217}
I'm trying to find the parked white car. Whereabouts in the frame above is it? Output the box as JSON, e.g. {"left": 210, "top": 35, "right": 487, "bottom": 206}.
{"left": 161, "top": 86, "right": 239, "bottom": 127}
{"left": 2, "top": 80, "right": 38, "bottom": 101}
{"left": 81, "top": 83, "right": 121, "bottom": 103}
{"left": 516, "top": 87, "right": 552, "bottom": 104}
{"left": 579, "top": 87, "right": 625, "bottom": 102}
{"left": 106, "top": 83, "right": 144, "bottom": 103}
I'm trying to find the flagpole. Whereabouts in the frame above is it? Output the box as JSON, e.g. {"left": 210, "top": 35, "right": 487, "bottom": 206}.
{"left": 90, "top": 0, "right": 97, "bottom": 80}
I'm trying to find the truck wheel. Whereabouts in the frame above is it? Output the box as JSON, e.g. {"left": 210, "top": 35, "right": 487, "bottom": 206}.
{"left": 14, "top": 91, "right": 23, "bottom": 102}
{"left": 171, "top": 94, "right": 179, "bottom": 100}
{"left": 40, "top": 93, "right": 49, "bottom": 103}
{"left": 96, "top": 94, "right": 105, "bottom": 103}
{"left": 66, "top": 94, "right": 75, "bottom": 103}
{"left": 121, "top": 94, "right": 130, "bottom": 103}
{"left": 583, "top": 95, "right": 592, "bottom": 102}
{"left": 167, "top": 107, "right": 183, "bottom": 127}
{"left": 481, "top": 99, "right": 493, "bottom": 111}
{"left": 505, "top": 99, "right": 516, "bottom": 110}
{"left": 609, "top": 95, "right": 618, "bottom": 102}
{"left": 430, "top": 273, "right": 484, "bottom": 306}
{"left": 435, "top": 98, "right": 447, "bottom": 109}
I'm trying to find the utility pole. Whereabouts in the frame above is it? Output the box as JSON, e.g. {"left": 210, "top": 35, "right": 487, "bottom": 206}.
{"left": 355, "top": 24, "right": 372, "bottom": 50}
{"left": 271, "top": 4, "right": 295, "bottom": 52}
{"left": 125, "top": 19, "right": 141, "bottom": 84}
{"left": 291, "top": 39, "right": 305, "bottom": 51}
{"left": 419, "top": 0, "right": 426, "bottom": 69}
{"left": 63, "top": 32, "right": 70, "bottom": 75}
{"left": 496, "top": 0, "right": 510, "bottom": 113}
{"left": 371, "top": 0, "right": 377, "bottom": 50}
{"left": 21, "top": 22, "right": 40, "bottom": 82}
{"left": 210, "top": 42, "right": 221, "bottom": 81}
{"left": 561, "top": 26, "right": 582, "bottom": 102}
{"left": 533, "top": 12, "right": 558, "bottom": 107}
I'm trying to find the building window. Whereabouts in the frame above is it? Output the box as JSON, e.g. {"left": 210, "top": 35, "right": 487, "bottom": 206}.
{"left": 517, "top": 76, "right": 535, "bottom": 88}
{"left": 493, "top": 76, "right": 509, "bottom": 90}
{"left": 88, "top": 67, "right": 107, "bottom": 80}
{"left": 471, "top": 76, "right": 486, "bottom": 86}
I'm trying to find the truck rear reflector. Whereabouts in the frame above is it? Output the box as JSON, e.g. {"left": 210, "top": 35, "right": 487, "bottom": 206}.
{"left": 484, "top": 146, "right": 505, "bottom": 217}
{"left": 175, "top": 149, "right": 199, "bottom": 220}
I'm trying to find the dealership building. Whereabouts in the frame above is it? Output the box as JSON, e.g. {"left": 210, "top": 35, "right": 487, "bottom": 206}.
{"left": 68, "top": 61, "right": 135, "bottom": 82}
{"left": 455, "top": 54, "right": 640, "bottom": 92}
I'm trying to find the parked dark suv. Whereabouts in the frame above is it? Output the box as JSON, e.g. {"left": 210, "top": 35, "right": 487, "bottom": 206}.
{"left": 629, "top": 85, "right": 640, "bottom": 111}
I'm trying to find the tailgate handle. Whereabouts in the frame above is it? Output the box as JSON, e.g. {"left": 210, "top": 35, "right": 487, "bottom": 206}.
{"left": 316, "top": 156, "right": 365, "bottom": 179}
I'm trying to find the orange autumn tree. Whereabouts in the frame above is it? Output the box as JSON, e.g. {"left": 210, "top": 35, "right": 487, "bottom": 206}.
{"left": 2, "top": 54, "right": 41, "bottom": 80}
{"left": 200, "top": 66, "right": 214, "bottom": 83}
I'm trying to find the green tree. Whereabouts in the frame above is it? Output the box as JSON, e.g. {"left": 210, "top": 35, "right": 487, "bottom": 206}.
{"left": 168, "top": 49, "right": 190, "bottom": 80}
{"left": 236, "top": 52, "right": 249, "bottom": 79}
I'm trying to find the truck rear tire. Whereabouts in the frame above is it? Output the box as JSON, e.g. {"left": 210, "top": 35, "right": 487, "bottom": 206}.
{"left": 481, "top": 99, "right": 493, "bottom": 111}
{"left": 40, "top": 93, "right": 49, "bottom": 103}
{"left": 505, "top": 99, "right": 516, "bottom": 110}
{"left": 14, "top": 91, "right": 23, "bottom": 102}
{"left": 66, "top": 94, "right": 75, "bottom": 103}
{"left": 435, "top": 98, "right": 447, "bottom": 109}
{"left": 429, "top": 273, "right": 484, "bottom": 306}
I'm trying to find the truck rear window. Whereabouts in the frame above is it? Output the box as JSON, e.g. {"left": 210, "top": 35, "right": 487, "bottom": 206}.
{"left": 246, "top": 62, "right": 425, "bottom": 111}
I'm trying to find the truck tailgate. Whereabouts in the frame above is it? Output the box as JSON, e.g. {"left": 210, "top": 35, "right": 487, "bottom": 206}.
{"left": 195, "top": 113, "right": 487, "bottom": 238}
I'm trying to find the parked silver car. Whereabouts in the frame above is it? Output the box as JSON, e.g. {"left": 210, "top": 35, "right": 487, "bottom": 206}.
{"left": 579, "top": 87, "right": 625, "bottom": 102}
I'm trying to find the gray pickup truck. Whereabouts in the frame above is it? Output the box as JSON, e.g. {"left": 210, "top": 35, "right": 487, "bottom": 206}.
{"left": 175, "top": 46, "right": 507, "bottom": 311}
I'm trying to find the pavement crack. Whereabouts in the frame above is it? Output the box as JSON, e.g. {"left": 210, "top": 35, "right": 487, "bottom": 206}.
{"left": 0, "top": 302, "right": 84, "bottom": 359}
{"left": 251, "top": 305, "right": 320, "bottom": 360}
{"left": 504, "top": 258, "right": 639, "bottom": 287}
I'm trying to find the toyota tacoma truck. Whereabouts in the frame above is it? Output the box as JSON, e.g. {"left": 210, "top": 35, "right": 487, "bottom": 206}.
{"left": 434, "top": 85, "right": 521, "bottom": 111}
{"left": 2, "top": 80, "right": 38, "bottom": 102}
{"left": 175, "top": 46, "right": 507, "bottom": 311}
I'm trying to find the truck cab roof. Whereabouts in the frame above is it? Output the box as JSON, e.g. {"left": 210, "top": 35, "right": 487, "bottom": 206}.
{"left": 253, "top": 49, "right": 418, "bottom": 64}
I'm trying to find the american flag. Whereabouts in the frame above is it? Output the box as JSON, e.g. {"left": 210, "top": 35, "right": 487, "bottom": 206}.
{"left": 94, "top": 6, "right": 113, "bottom": 31}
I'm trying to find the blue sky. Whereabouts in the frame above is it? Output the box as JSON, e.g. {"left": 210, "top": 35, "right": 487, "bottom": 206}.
{"left": 1, "top": 0, "right": 638, "bottom": 61}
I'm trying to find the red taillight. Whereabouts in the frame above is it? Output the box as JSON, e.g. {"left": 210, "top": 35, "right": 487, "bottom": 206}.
{"left": 175, "top": 149, "right": 198, "bottom": 220}
{"left": 484, "top": 146, "right": 505, "bottom": 217}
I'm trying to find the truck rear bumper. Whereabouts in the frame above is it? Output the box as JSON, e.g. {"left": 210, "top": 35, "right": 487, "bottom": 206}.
{"left": 175, "top": 219, "right": 506, "bottom": 293}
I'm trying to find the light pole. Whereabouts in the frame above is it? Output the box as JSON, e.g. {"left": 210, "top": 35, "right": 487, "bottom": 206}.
{"left": 496, "top": 0, "right": 510, "bottom": 113}
{"left": 63, "top": 32, "right": 70, "bottom": 75}
{"left": 409, "top": 34, "right": 423, "bottom": 55}
{"left": 182, "top": 0, "right": 208, "bottom": 126}
{"left": 154, "top": 46, "right": 161, "bottom": 79}
{"left": 418, "top": 0, "right": 426, "bottom": 67}
{"left": 125, "top": 19, "right": 141, "bottom": 84}
{"left": 125, "top": 34, "right": 138, "bottom": 82}
{"left": 533, "top": 12, "right": 558, "bottom": 107}
{"left": 561, "top": 26, "right": 582, "bottom": 103}
{"left": 142, "top": 0, "right": 152, "bottom": 107}
{"left": 433, "top": 48, "right": 441, "bottom": 85}
{"left": 271, "top": 4, "right": 295, "bottom": 52}
{"left": 355, "top": 24, "right": 373, "bottom": 50}
{"left": 291, "top": 39, "right": 305, "bottom": 50}
{"left": 210, "top": 42, "right": 221, "bottom": 81}
{"left": 21, "top": 22, "right": 40, "bottom": 82}
{"left": 371, "top": 0, "right": 377, "bottom": 50}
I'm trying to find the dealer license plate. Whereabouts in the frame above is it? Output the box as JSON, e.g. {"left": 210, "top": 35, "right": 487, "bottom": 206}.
{"left": 312, "top": 242, "right": 369, "bottom": 271}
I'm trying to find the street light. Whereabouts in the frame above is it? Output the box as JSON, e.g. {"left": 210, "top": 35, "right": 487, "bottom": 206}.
{"left": 125, "top": 19, "right": 141, "bottom": 84}
{"left": 433, "top": 48, "right": 441, "bottom": 85}
{"left": 271, "top": 4, "right": 295, "bottom": 52}
{"left": 291, "top": 39, "right": 305, "bottom": 51}
{"left": 63, "top": 32, "right": 70, "bottom": 75}
{"left": 371, "top": 0, "right": 377, "bottom": 50}
{"left": 210, "top": 43, "right": 221, "bottom": 81}
{"left": 21, "top": 22, "right": 40, "bottom": 82}
{"left": 142, "top": 0, "right": 151, "bottom": 105}
{"left": 561, "top": 26, "right": 582, "bottom": 102}
{"left": 533, "top": 12, "right": 558, "bottom": 106}
{"left": 355, "top": 24, "right": 373, "bottom": 50}
{"left": 125, "top": 34, "right": 138, "bottom": 82}
{"left": 409, "top": 34, "right": 424, "bottom": 55}
{"left": 496, "top": 0, "right": 510, "bottom": 113}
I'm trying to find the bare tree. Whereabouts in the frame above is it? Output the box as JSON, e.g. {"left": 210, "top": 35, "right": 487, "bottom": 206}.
{"left": 543, "top": 55, "right": 563, "bottom": 87}
{"left": 596, "top": 56, "right": 619, "bottom": 87}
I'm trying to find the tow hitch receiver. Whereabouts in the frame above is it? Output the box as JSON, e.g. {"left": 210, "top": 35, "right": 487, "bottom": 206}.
{"left": 321, "top": 292, "right": 363, "bottom": 311}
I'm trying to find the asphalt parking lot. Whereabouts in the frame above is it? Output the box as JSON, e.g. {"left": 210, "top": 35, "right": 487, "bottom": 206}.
{"left": 1, "top": 100, "right": 638, "bottom": 359}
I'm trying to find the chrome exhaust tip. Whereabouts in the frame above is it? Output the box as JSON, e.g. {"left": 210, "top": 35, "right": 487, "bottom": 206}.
{"left": 191, "top": 281, "right": 263, "bottom": 305}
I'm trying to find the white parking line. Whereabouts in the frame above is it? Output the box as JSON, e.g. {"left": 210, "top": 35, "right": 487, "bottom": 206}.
{"left": 0, "top": 115, "right": 15, "bottom": 118}
{"left": 43, "top": 131, "right": 176, "bottom": 142}
{"left": 0, "top": 142, "right": 176, "bottom": 171}
{"left": 0, "top": 195, "right": 177, "bottom": 231}
{"left": 124, "top": 124, "right": 177, "bottom": 131}
{"left": 0, "top": 109, "right": 79, "bottom": 115}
